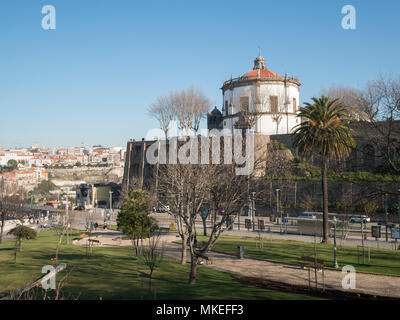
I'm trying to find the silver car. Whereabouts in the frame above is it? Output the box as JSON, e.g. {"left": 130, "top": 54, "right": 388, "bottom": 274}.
{"left": 349, "top": 215, "right": 370, "bottom": 223}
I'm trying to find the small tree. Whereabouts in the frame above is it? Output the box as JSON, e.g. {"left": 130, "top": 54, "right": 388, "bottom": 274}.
{"left": 117, "top": 189, "right": 158, "bottom": 257}
{"left": 140, "top": 234, "right": 164, "bottom": 294}
{"left": 7, "top": 225, "right": 37, "bottom": 262}
{"left": 7, "top": 159, "right": 17, "bottom": 168}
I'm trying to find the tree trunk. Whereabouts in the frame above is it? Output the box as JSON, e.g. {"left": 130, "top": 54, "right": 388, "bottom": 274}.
{"left": 0, "top": 212, "right": 5, "bottom": 244}
{"left": 56, "top": 233, "right": 65, "bottom": 263}
{"left": 189, "top": 255, "right": 198, "bottom": 285}
{"left": 321, "top": 156, "right": 330, "bottom": 243}
{"left": 181, "top": 234, "right": 188, "bottom": 265}
{"left": 148, "top": 269, "right": 153, "bottom": 294}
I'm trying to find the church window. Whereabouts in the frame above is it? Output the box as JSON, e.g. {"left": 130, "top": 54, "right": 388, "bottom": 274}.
{"left": 293, "top": 98, "right": 297, "bottom": 113}
{"left": 270, "top": 96, "right": 278, "bottom": 113}
{"left": 240, "top": 96, "right": 249, "bottom": 112}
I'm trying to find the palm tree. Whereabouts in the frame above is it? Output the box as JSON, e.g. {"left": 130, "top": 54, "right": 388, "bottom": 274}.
{"left": 293, "top": 96, "right": 355, "bottom": 243}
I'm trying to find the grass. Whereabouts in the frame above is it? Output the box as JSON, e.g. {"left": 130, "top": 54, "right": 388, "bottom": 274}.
{"left": 0, "top": 230, "right": 317, "bottom": 300}
{"left": 194, "top": 235, "right": 400, "bottom": 276}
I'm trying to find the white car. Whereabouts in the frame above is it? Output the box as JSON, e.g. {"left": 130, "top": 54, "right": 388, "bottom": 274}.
{"left": 297, "top": 212, "right": 316, "bottom": 220}
{"left": 349, "top": 215, "right": 370, "bottom": 223}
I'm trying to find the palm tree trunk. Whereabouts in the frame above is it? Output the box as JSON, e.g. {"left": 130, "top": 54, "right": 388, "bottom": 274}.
{"left": 321, "top": 156, "right": 330, "bottom": 243}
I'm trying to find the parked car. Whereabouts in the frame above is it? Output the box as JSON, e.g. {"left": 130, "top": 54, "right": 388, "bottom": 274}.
{"left": 297, "top": 212, "right": 317, "bottom": 220}
{"left": 349, "top": 215, "right": 370, "bottom": 223}
{"left": 157, "top": 205, "right": 170, "bottom": 212}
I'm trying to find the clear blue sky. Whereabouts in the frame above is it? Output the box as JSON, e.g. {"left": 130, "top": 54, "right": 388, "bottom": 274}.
{"left": 1, "top": 0, "right": 399, "bottom": 148}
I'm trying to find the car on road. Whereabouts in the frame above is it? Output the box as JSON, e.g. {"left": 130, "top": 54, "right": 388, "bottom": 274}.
{"left": 156, "top": 205, "right": 170, "bottom": 213}
{"left": 297, "top": 212, "right": 317, "bottom": 220}
{"left": 349, "top": 215, "right": 370, "bottom": 223}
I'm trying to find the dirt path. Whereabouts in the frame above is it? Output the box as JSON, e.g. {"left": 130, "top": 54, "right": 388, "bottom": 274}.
{"left": 73, "top": 230, "right": 400, "bottom": 298}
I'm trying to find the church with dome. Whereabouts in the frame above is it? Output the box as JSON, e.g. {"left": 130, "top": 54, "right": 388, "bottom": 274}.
{"left": 208, "top": 54, "right": 301, "bottom": 135}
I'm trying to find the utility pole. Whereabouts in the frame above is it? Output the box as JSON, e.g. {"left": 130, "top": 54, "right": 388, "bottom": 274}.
{"left": 66, "top": 195, "right": 69, "bottom": 244}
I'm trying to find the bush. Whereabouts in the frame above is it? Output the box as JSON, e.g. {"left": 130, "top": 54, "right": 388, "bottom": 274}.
{"left": 169, "top": 221, "right": 177, "bottom": 232}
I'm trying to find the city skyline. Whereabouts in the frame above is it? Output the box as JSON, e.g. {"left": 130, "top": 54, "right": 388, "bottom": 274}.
{"left": 1, "top": 0, "right": 400, "bottom": 148}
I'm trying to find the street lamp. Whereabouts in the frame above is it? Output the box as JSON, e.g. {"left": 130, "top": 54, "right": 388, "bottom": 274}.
{"left": 276, "top": 189, "right": 281, "bottom": 234}
{"left": 333, "top": 216, "right": 339, "bottom": 268}
{"left": 398, "top": 189, "right": 400, "bottom": 228}
{"left": 109, "top": 191, "right": 113, "bottom": 211}
{"left": 252, "top": 191, "right": 256, "bottom": 231}
{"left": 385, "top": 193, "right": 388, "bottom": 242}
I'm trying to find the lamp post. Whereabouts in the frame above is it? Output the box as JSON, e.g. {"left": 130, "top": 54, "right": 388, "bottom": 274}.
{"left": 398, "top": 189, "right": 400, "bottom": 228}
{"left": 333, "top": 216, "right": 339, "bottom": 268}
{"left": 252, "top": 191, "right": 256, "bottom": 231}
{"left": 65, "top": 195, "right": 70, "bottom": 244}
{"left": 276, "top": 189, "right": 281, "bottom": 234}
{"left": 109, "top": 190, "right": 113, "bottom": 211}
{"left": 385, "top": 193, "right": 388, "bottom": 242}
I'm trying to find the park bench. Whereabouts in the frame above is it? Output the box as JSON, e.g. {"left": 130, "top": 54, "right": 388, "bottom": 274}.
{"left": 299, "top": 256, "right": 325, "bottom": 270}
{"left": 112, "top": 237, "right": 122, "bottom": 246}
{"left": 158, "top": 224, "right": 170, "bottom": 233}
{"left": 196, "top": 250, "right": 212, "bottom": 265}
{"left": 87, "top": 239, "right": 101, "bottom": 246}
{"left": 298, "top": 256, "right": 325, "bottom": 290}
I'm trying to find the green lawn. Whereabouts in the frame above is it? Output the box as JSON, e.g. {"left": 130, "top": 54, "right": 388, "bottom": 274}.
{"left": 0, "top": 230, "right": 317, "bottom": 300}
{"left": 195, "top": 235, "right": 400, "bottom": 276}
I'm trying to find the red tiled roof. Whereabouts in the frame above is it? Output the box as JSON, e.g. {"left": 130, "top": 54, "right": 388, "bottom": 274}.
{"left": 242, "top": 69, "right": 282, "bottom": 79}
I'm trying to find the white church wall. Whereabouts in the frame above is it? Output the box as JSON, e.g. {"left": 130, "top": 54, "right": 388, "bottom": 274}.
{"left": 222, "top": 82, "right": 300, "bottom": 134}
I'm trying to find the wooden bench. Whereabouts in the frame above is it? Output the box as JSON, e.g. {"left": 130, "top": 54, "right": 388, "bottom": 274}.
{"left": 88, "top": 239, "right": 101, "bottom": 246}
{"left": 196, "top": 251, "right": 212, "bottom": 265}
{"left": 299, "top": 256, "right": 325, "bottom": 290}
{"left": 299, "top": 256, "right": 325, "bottom": 270}
{"left": 158, "top": 225, "right": 170, "bottom": 232}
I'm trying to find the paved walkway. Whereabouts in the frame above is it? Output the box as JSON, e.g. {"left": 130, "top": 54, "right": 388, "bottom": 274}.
{"left": 73, "top": 230, "right": 400, "bottom": 299}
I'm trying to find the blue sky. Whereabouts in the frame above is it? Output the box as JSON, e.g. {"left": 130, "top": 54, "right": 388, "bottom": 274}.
{"left": 1, "top": 0, "right": 399, "bottom": 148}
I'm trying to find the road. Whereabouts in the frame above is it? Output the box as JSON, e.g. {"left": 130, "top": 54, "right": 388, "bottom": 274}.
{"left": 152, "top": 213, "right": 400, "bottom": 250}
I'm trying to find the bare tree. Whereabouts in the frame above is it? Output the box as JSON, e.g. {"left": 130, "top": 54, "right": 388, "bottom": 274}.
{"left": 53, "top": 212, "right": 71, "bottom": 264}
{"left": 158, "top": 135, "right": 266, "bottom": 285}
{"left": 360, "top": 76, "right": 400, "bottom": 172}
{"left": 321, "top": 85, "right": 370, "bottom": 121}
{"left": 321, "top": 76, "right": 400, "bottom": 174}
{"left": 140, "top": 233, "right": 165, "bottom": 293}
{"left": 148, "top": 95, "right": 175, "bottom": 139}
{"left": 171, "top": 87, "right": 211, "bottom": 134}
{"left": 270, "top": 91, "right": 286, "bottom": 134}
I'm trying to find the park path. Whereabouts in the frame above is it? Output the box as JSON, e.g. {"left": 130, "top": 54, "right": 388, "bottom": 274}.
{"left": 74, "top": 230, "right": 400, "bottom": 299}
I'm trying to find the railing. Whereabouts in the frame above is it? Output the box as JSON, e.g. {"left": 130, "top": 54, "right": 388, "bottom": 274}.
{"left": 223, "top": 74, "right": 300, "bottom": 87}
